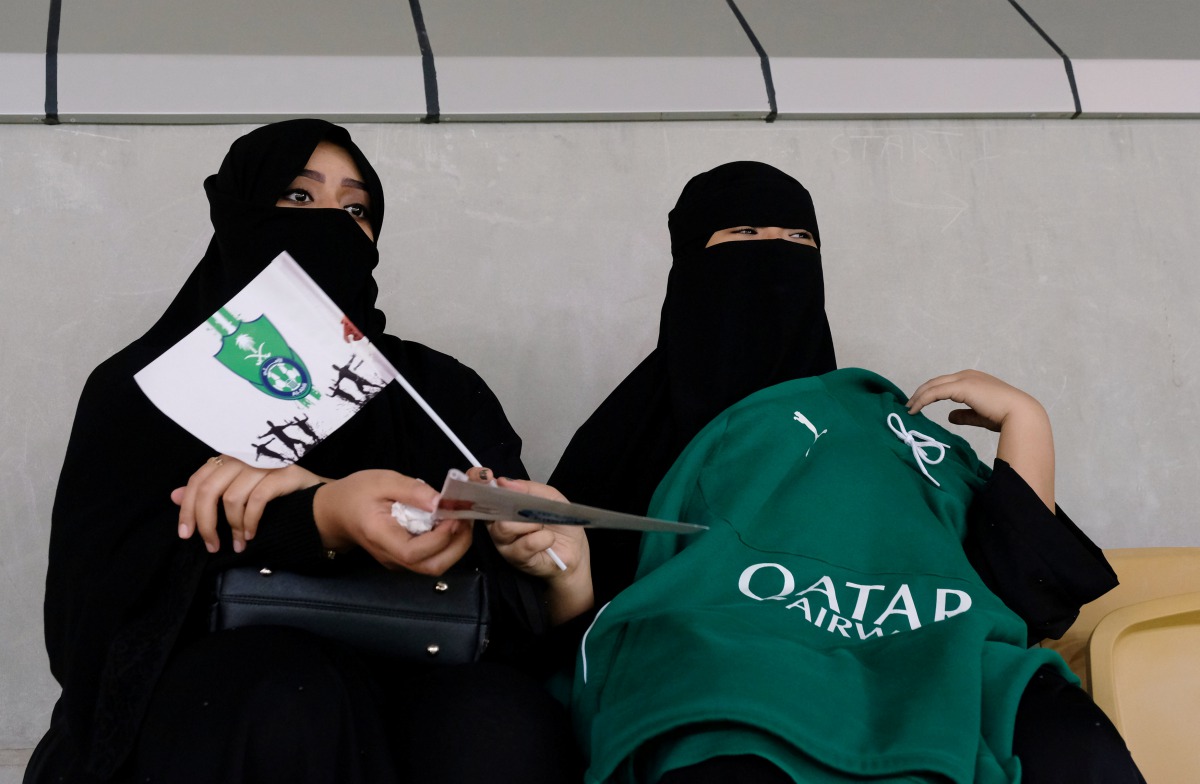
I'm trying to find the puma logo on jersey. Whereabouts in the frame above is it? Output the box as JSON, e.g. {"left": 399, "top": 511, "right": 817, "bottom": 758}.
{"left": 793, "top": 411, "right": 827, "bottom": 456}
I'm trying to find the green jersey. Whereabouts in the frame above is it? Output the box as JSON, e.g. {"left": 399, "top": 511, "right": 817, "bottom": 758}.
{"left": 572, "top": 369, "right": 1072, "bottom": 783}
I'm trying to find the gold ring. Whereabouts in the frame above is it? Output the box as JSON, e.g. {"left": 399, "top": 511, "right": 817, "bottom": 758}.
{"left": 209, "top": 455, "right": 224, "bottom": 466}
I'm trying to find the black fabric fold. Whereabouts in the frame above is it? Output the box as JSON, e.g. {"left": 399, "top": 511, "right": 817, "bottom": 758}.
{"left": 966, "top": 459, "right": 1119, "bottom": 644}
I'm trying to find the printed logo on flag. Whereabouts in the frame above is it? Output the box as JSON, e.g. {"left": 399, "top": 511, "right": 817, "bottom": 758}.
{"left": 209, "top": 308, "right": 320, "bottom": 406}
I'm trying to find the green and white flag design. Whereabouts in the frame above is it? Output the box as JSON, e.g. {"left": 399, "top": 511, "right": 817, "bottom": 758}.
{"left": 207, "top": 307, "right": 321, "bottom": 407}
{"left": 135, "top": 252, "right": 395, "bottom": 468}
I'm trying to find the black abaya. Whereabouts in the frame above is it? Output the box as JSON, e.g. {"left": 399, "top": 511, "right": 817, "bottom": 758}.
{"left": 27, "top": 120, "right": 573, "bottom": 784}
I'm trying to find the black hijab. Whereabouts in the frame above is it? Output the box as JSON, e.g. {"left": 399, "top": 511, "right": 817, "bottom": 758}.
{"left": 39, "top": 120, "right": 529, "bottom": 782}
{"left": 144, "top": 119, "right": 386, "bottom": 350}
{"left": 549, "top": 161, "right": 836, "bottom": 606}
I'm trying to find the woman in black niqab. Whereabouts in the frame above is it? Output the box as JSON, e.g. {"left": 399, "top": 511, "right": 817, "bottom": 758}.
{"left": 550, "top": 161, "right": 836, "bottom": 605}
{"left": 28, "top": 120, "right": 579, "bottom": 784}
{"left": 550, "top": 161, "right": 1142, "bottom": 783}
{"left": 148, "top": 119, "right": 386, "bottom": 349}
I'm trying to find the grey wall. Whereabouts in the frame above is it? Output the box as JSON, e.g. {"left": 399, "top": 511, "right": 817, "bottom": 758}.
{"left": 3, "top": 117, "right": 1199, "bottom": 762}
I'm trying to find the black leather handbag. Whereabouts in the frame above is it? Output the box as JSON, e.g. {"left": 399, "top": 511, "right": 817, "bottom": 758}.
{"left": 211, "top": 559, "right": 490, "bottom": 664}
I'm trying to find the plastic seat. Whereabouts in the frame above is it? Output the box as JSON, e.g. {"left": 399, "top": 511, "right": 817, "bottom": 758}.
{"left": 1041, "top": 547, "right": 1200, "bottom": 691}
{"left": 1087, "top": 590, "right": 1200, "bottom": 783}
{"left": 1039, "top": 547, "right": 1200, "bottom": 783}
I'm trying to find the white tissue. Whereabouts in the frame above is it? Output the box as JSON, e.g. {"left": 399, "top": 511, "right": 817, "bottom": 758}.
{"left": 391, "top": 502, "right": 434, "bottom": 534}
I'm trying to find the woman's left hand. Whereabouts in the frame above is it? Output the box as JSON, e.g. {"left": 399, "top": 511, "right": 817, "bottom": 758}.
{"left": 906, "top": 369, "right": 1055, "bottom": 510}
{"left": 905, "top": 369, "right": 1043, "bottom": 432}
{"left": 469, "top": 470, "right": 594, "bottom": 624}
{"left": 172, "top": 455, "right": 327, "bottom": 554}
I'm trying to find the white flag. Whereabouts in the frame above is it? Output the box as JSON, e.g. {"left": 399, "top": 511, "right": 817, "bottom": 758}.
{"left": 135, "top": 252, "right": 395, "bottom": 468}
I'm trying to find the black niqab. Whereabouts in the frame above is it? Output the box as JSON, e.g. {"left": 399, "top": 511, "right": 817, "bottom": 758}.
{"left": 145, "top": 119, "right": 386, "bottom": 349}
{"left": 667, "top": 159, "right": 821, "bottom": 256}
{"left": 549, "top": 161, "right": 836, "bottom": 606}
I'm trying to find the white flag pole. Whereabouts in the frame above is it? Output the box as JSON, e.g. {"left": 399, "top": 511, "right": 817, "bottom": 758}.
{"left": 380, "top": 357, "right": 482, "bottom": 466}
{"left": 373, "top": 350, "right": 567, "bottom": 571}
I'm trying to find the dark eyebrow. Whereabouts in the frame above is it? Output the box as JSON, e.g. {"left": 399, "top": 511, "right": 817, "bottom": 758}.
{"left": 297, "top": 169, "right": 367, "bottom": 193}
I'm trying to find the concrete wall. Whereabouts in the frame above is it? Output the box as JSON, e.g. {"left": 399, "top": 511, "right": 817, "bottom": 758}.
{"left": 3, "top": 117, "right": 1198, "bottom": 764}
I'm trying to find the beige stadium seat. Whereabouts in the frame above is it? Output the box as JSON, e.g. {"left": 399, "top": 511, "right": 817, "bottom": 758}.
{"left": 1088, "top": 590, "right": 1200, "bottom": 783}
{"left": 1040, "top": 547, "right": 1200, "bottom": 783}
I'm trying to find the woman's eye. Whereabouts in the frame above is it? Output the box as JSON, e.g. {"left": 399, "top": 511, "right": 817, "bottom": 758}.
{"left": 344, "top": 204, "right": 369, "bottom": 219}
{"left": 734, "top": 228, "right": 757, "bottom": 235}
{"left": 280, "top": 189, "right": 312, "bottom": 204}
{"left": 790, "top": 231, "right": 812, "bottom": 239}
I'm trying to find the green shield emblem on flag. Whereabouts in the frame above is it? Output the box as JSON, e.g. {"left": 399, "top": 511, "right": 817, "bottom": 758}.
{"left": 209, "top": 308, "right": 321, "bottom": 407}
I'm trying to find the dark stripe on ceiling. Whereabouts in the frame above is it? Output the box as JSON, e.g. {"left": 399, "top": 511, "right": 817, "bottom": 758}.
{"left": 407, "top": 0, "right": 440, "bottom": 123}
{"left": 44, "top": 0, "right": 62, "bottom": 124}
{"left": 726, "top": 0, "right": 778, "bottom": 123}
{"left": 1007, "top": 0, "right": 1082, "bottom": 118}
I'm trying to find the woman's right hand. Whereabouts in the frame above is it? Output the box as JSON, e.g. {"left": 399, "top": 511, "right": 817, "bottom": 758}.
{"left": 173, "top": 455, "right": 326, "bottom": 554}
{"left": 313, "top": 470, "right": 473, "bottom": 575}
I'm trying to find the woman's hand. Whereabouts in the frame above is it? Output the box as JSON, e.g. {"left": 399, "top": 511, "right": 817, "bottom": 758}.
{"left": 313, "top": 470, "right": 473, "bottom": 576}
{"left": 173, "top": 455, "right": 326, "bottom": 554}
{"left": 481, "top": 474, "right": 594, "bottom": 625}
{"left": 907, "top": 369, "right": 1055, "bottom": 510}
{"left": 906, "top": 369, "right": 1042, "bottom": 432}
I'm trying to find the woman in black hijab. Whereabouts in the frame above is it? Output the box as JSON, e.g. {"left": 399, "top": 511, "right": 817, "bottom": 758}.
{"left": 27, "top": 119, "right": 581, "bottom": 784}
{"left": 551, "top": 162, "right": 836, "bottom": 608}
{"left": 551, "top": 161, "right": 1142, "bottom": 783}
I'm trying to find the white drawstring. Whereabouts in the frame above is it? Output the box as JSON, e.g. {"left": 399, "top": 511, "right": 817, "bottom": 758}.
{"left": 886, "top": 413, "right": 949, "bottom": 487}
{"left": 580, "top": 601, "right": 612, "bottom": 685}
